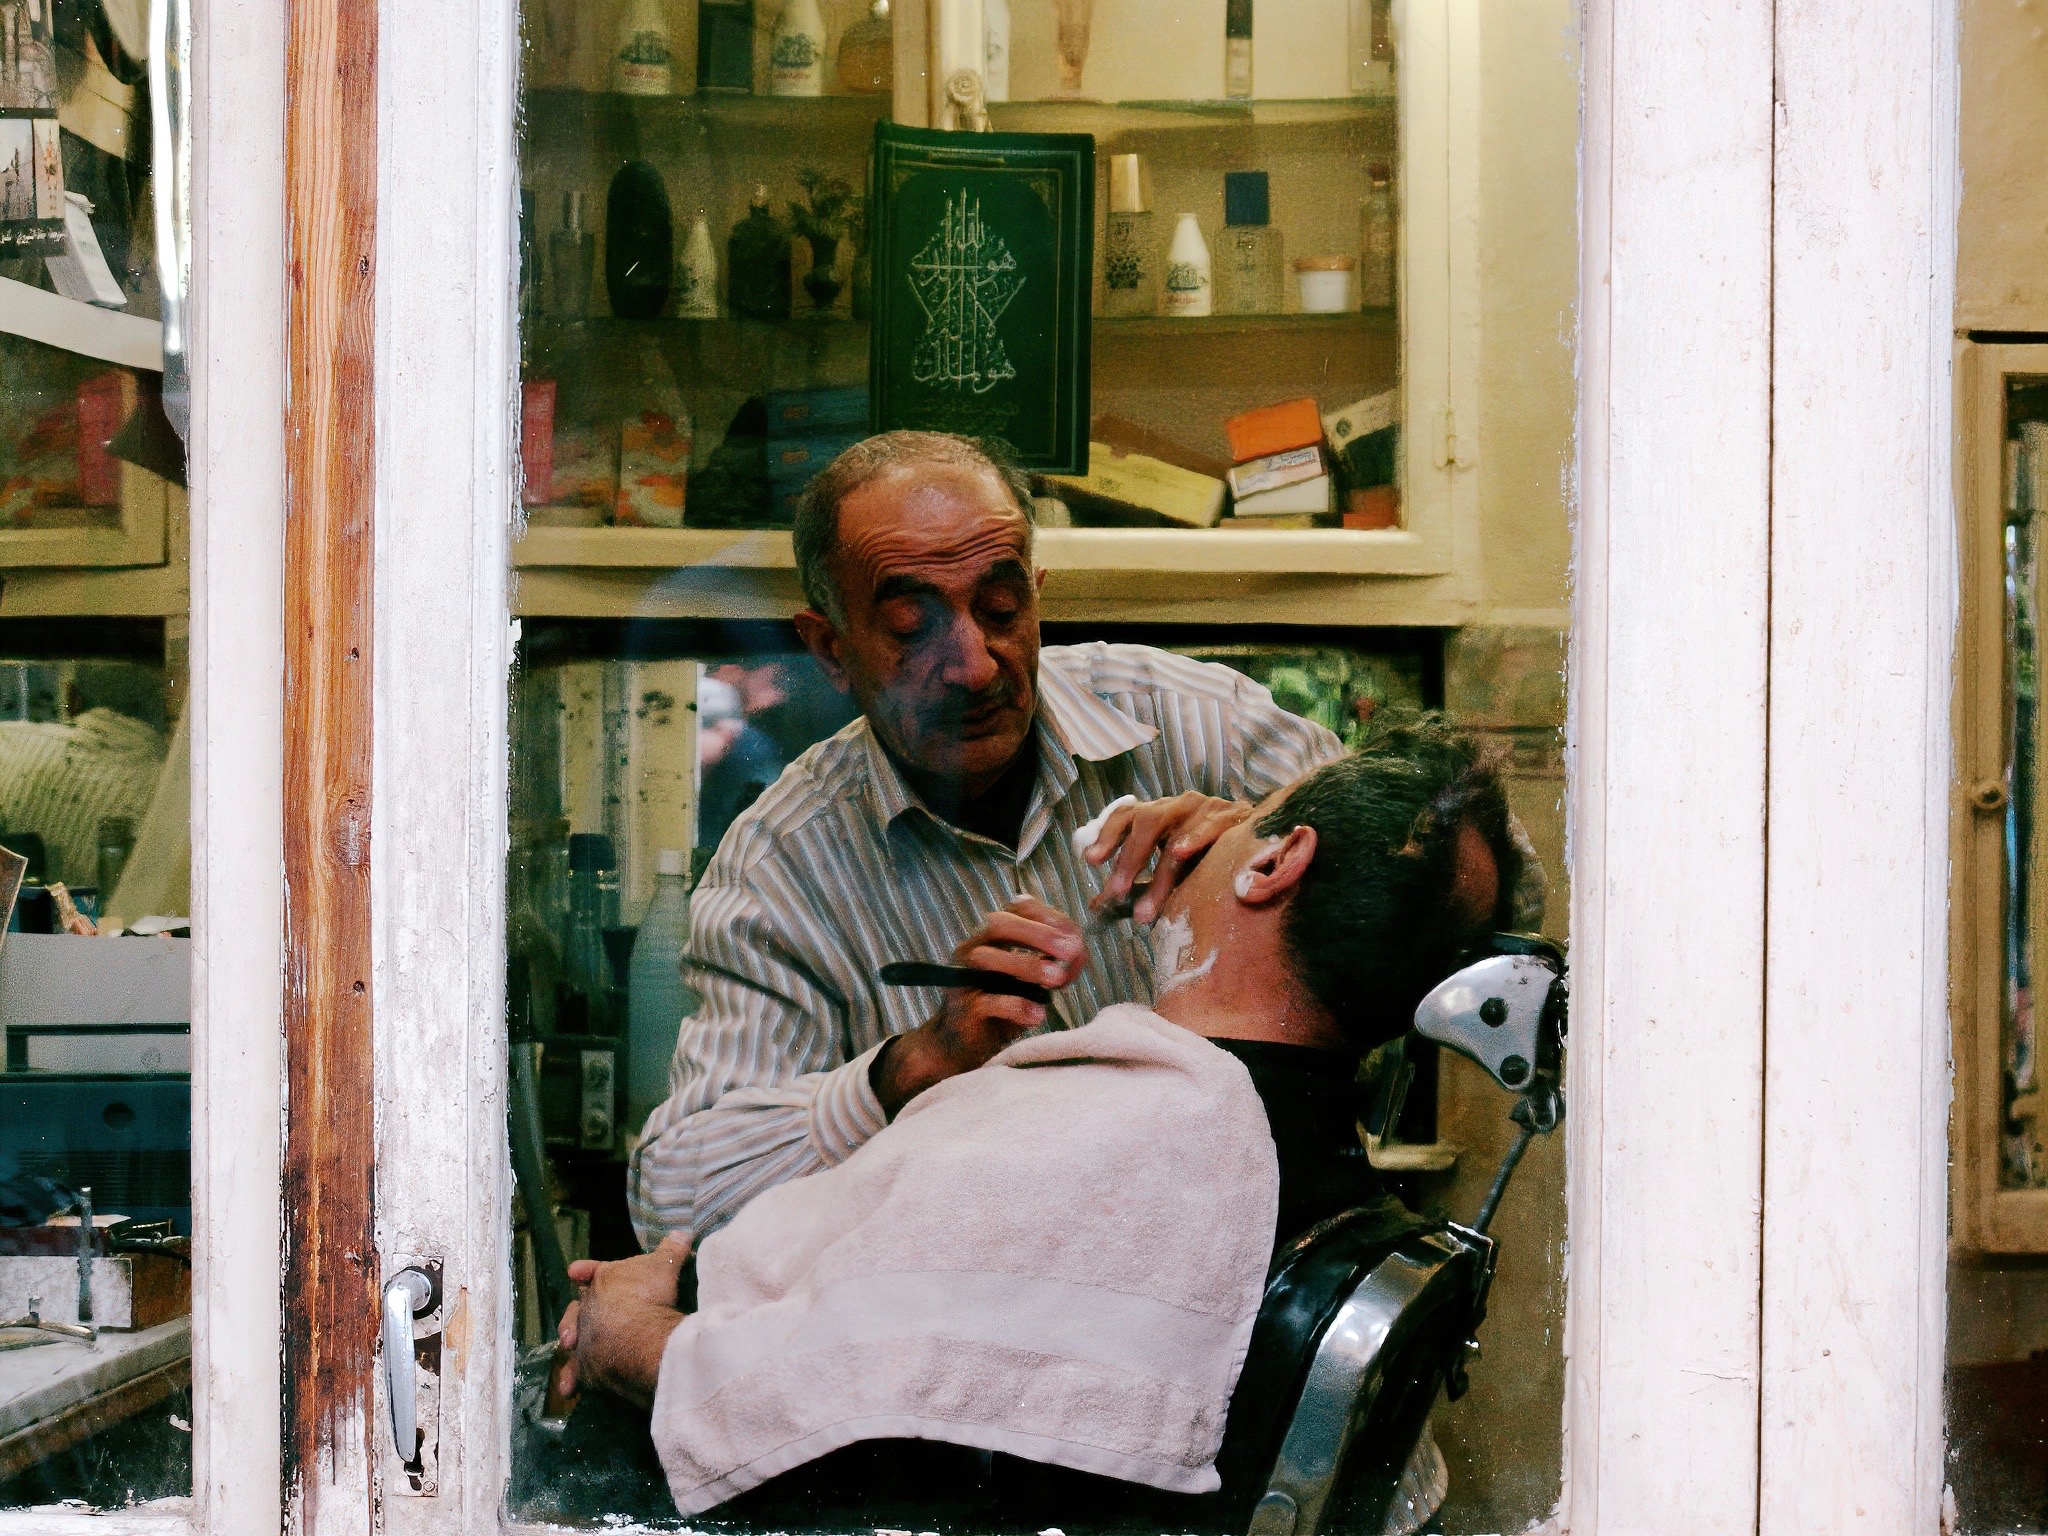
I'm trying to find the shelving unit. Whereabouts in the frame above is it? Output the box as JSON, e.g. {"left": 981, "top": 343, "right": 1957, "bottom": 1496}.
{"left": 506, "top": 0, "right": 1477, "bottom": 621}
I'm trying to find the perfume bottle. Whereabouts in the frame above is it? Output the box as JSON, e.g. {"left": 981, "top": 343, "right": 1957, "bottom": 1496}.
{"left": 1101, "top": 153, "right": 1156, "bottom": 317}
{"left": 676, "top": 215, "right": 719, "bottom": 318}
{"left": 983, "top": 0, "right": 1011, "bottom": 102}
{"left": 606, "top": 163, "right": 673, "bottom": 319}
{"left": 728, "top": 185, "right": 793, "bottom": 321}
{"left": 550, "top": 190, "right": 596, "bottom": 318}
{"left": 1225, "top": 0, "right": 1252, "bottom": 99}
{"left": 1162, "top": 213, "right": 1213, "bottom": 317}
{"left": 698, "top": 1, "right": 755, "bottom": 92}
{"left": 770, "top": 0, "right": 827, "bottom": 96}
{"left": 1217, "top": 170, "right": 1283, "bottom": 315}
{"left": 1360, "top": 161, "right": 1396, "bottom": 308}
{"left": 612, "top": 0, "right": 675, "bottom": 95}
{"left": 836, "top": 0, "right": 894, "bottom": 94}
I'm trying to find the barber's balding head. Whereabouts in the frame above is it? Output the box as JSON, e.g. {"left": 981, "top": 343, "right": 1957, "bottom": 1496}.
{"left": 789, "top": 433, "right": 1046, "bottom": 799}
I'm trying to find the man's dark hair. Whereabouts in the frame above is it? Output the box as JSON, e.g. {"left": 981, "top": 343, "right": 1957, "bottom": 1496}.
{"left": 792, "top": 431, "right": 1036, "bottom": 624}
{"left": 1256, "top": 714, "right": 1524, "bottom": 1053}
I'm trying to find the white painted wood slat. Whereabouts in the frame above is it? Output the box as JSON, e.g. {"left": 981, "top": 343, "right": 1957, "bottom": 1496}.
{"left": 1759, "top": 0, "right": 1958, "bottom": 1529}
{"left": 1568, "top": 0, "right": 1773, "bottom": 1528}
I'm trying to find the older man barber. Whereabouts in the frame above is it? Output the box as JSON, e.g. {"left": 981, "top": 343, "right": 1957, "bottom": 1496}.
{"left": 627, "top": 430, "right": 1350, "bottom": 1244}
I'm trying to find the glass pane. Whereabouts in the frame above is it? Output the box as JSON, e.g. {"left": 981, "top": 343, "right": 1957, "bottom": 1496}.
{"left": 1950, "top": 371, "right": 2048, "bottom": 1534}
{"left": 0, "top": 0, "right": 193, "bottom": 1509}
{"left": 508, "top": 3, "right": 1573, "bottom": 1531}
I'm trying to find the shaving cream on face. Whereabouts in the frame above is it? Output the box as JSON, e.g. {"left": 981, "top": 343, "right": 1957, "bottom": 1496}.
{"left": 1072, "top": 794, "right": 1139, "bottom": 859}
{"left": 1149, "top": 909, "right": 1218, "bottom": 998}
{"left": 1232, "top": 835, "right": 1284, "bottom": 900}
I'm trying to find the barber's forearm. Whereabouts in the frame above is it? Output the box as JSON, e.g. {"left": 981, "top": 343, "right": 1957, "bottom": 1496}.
{"left": 870, "top": 1029, "right": 945, "bottom": 1118}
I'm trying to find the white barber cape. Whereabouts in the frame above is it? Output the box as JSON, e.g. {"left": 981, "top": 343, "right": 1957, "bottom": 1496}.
{"left": 648, "top": 1004, "right": 1281, "bottom": 1515}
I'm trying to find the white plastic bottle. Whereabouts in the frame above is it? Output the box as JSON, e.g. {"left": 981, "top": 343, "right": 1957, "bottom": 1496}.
{"left": 676, "top": 215, "right": 720, "bottom": 318}
{"left": 1162, "top": 212, "right": 1214, "bottom": 317}
{"left": 627, "top": 849, "right": 701, "bottom": 1132}
{"left": 983, "top": 0, "right": 1011, "bottom": 103}
{"left": 770, "top": 0, "right": 828, "bottom": 96}
{"left": 612, "top": 0, "right": 675, "bottom": 95}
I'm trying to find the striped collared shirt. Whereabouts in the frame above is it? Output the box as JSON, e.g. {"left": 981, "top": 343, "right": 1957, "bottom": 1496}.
{"left": 627, "top": 642, "right": 1346, "bottom": 1246}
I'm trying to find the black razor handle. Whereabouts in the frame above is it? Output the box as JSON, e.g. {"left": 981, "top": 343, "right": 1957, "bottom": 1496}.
{"left": 879, "top": 961, "right": 1052, "bottom": 1006}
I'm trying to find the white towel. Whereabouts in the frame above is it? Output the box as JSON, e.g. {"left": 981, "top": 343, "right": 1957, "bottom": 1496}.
{"left": 649, "top": 1004, "right": 1281, "bottom": 1515}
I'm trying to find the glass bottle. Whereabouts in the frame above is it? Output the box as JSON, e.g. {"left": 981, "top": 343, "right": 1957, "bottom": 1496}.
{"left": 836, "top": 0, "right": 894, "bottom": 95}
{"left": 728, "top": 185, "right": 793, "bottom": 321}
{"left": 626, "top": 848, "right": 702, "bottom": 1129}
{"left": 549, "top": 190, "right": 595, "bottom": 319}
{"left": 96, "top": 815, "right": 135, "bottom": 901}
{"left": 1162, "top": 212, "right": 1213, "bottom": 317}
{"left": 1101, "top": 153, "right": 1156, "bottom": 317}
{"left": 770, "top": 0, "right": 827, "bottom": 96}
{"left": 697, "top": 0, "right": 756, "bottom": 92}
{"left": 566, "top": 832, "right": 620, "bottom": 1032}
{"left": 612, "top": 0, "right": 675, "bottom": 95}
{"left": 615, "top": 333, "right": 692, "bottom": 528}
{"left": 1224, "top": 0, "right": 1253, "bottom": 99}
{"left": 983, "top": 0, "right": 1010, "bottom": 103}
{"left": 1360, "top": 162, "right": 1396, "bottom": 308}
{"left": 1217, "top": 170, "right": 1284, "bottom": 315}
{"left": 606, "top": 161, "right": 674, "bottom": 320}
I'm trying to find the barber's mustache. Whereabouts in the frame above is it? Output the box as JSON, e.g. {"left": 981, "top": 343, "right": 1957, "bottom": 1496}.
{"left": 911, "top": 679, "right": 1022, "bottom": 728}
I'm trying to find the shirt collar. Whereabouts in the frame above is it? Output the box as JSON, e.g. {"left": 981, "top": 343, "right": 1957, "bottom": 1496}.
{"left": 855, "top": 656, "right": 1159, "bottom": 833}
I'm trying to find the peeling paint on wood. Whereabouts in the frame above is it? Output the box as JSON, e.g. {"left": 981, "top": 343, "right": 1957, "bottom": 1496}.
{"left": 281, "top": 0, "right": 377, "bottom": 1523}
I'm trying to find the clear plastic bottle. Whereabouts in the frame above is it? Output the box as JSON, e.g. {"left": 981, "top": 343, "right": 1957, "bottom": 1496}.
{"left": 566, "top": 832, "right": 620, "bottom": 1032}
{"left": 627, "top": 849, "right": 702, "bottom": 1130}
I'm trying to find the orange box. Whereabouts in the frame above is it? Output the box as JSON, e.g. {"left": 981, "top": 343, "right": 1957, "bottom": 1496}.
{"left": 1223, "top": 397, "right": 1324, "bottom": 464}
{"left": 1344, "top": 486, "right": 1401, "bottom": 530}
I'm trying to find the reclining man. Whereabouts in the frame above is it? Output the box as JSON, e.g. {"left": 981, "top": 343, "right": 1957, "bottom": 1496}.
{"left": 560, "top": 718, "right": 1521, "bottom": 1527}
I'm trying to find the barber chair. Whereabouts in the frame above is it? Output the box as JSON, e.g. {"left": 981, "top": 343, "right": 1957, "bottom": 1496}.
{"left": 1207, "top": 933, "right": 1568, "bottom": 1536}
{"left": 507, "top": 935, "right": 1567, "bottom": 1535}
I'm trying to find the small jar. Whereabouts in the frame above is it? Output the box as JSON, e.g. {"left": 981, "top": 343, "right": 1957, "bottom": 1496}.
{"left": 1295, "top": 255, "right": 1357, "bottom": 314}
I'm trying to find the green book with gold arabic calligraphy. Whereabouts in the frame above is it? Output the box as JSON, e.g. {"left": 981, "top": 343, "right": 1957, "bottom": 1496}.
{"left": 868, "top": 122, "right": 1093, "bottom": 475}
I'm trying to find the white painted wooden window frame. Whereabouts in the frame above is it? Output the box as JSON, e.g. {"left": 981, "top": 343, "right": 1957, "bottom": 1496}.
{"left": 0, "top": 0, "right": 1958, "bottom": 1527}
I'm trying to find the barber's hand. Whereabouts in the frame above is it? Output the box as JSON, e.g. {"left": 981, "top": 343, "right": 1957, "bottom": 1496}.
{"left": 552, "top": 1233, "right": 691, "bottom": 1409}
{"left": 871, "top": 895, "right": 1086, "bottom": 1117}
{"left": 1081, "top": 793, "right": 1255, "bottom": 925}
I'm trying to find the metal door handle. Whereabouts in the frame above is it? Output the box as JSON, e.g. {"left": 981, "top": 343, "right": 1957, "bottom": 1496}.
{"left": 381, "top": 1267, "right": 436, "bottom": 1463}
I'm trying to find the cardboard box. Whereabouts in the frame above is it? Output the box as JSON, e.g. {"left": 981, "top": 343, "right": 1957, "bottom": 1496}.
{"left": 1223, "top": 397, "right": 1323, "bottom": 463}
{"left": 1046, "top": 443, "right": 1227, "bottom": 528}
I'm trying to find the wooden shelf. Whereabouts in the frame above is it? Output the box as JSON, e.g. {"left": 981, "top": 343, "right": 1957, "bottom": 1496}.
{"left": 521, "top": 88, "right": 889, "bottom": 154}
{"left": 512, "top": 522, "right": 1437, "bottom": 578}
{"left": 987, "top": 96, "right": 1395, "bottom": 136}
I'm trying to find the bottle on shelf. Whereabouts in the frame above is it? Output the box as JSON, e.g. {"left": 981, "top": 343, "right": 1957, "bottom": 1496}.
{"left": 1347, "top": 0, "right": 1394, "bottom": 94}
{"left": 606, "top": 161, "right": 674, "bottom": 319}
{"left": 1163, "top": 213, "right": 1214, "bottom": 317}
{"left": 676, "top": 214, "right": 720, "bottom": 318}
{"left": 1101, "top": 153, "right": 1157, "bottom": 317}
{"left": 96, "top": 816, "right": 134, "bottom": 901}
{"left": 1360, "top": 161, "right": 1396, "bottom": 308}
{"left": 1217, "top": 170, "right": 1283, "bottom": 315}
{"left": 549, "top": 190, "right": 596, "bottom": 319}
{"left": 565, "top": 832, "right": 621, "bottom": 1033}
{"left": 612, "top": 0, "right": 676, "bottom": 95}
{"left": 769, "top": 0, "right": 828, "bottom": 97}
{"left": 626, "top": 848, "right": 703, "bottom": 1130}
{"left": 836, "top": 0, "right": 894, "bottom": 94}
{"left": 698, "top": 0, "right": 756, "bottom": 92}
{"left": 1224, "top": 0, "right": 1253, "bottom": 99}
{"left": 615, "top": 333, "right": 692, "bottom": 527}
{"left": 520, "top": 189, "right": 540, "bottom": 322}
{"left": 983, "top": 0, "right": 1011, "bottom": 103}
{"left": 728, "top": 184, "right": 794, "bottom": 321}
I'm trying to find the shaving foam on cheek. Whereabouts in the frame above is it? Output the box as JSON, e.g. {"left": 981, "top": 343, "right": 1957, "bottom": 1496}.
{"left": 1072, "top": 794, "right": 1139, "bottom": 859}
{"left": 1149, "top": 910, "right": 1218, "bottom": 998}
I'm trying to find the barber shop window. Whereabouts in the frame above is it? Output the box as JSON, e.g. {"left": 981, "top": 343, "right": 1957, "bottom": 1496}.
{"left": 0, "top": 0, "right": 195, "bottom": 1503}
{"left": 507, "top": 2, "right": 1573, "bottom": 1531}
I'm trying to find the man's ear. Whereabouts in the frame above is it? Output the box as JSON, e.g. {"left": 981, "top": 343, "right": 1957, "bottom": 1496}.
{"left": 1237, "top": 824, "right": 1317, "bottom": 906}
{"left": 791, "top": 609, "right": 852, "bottom": 694}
